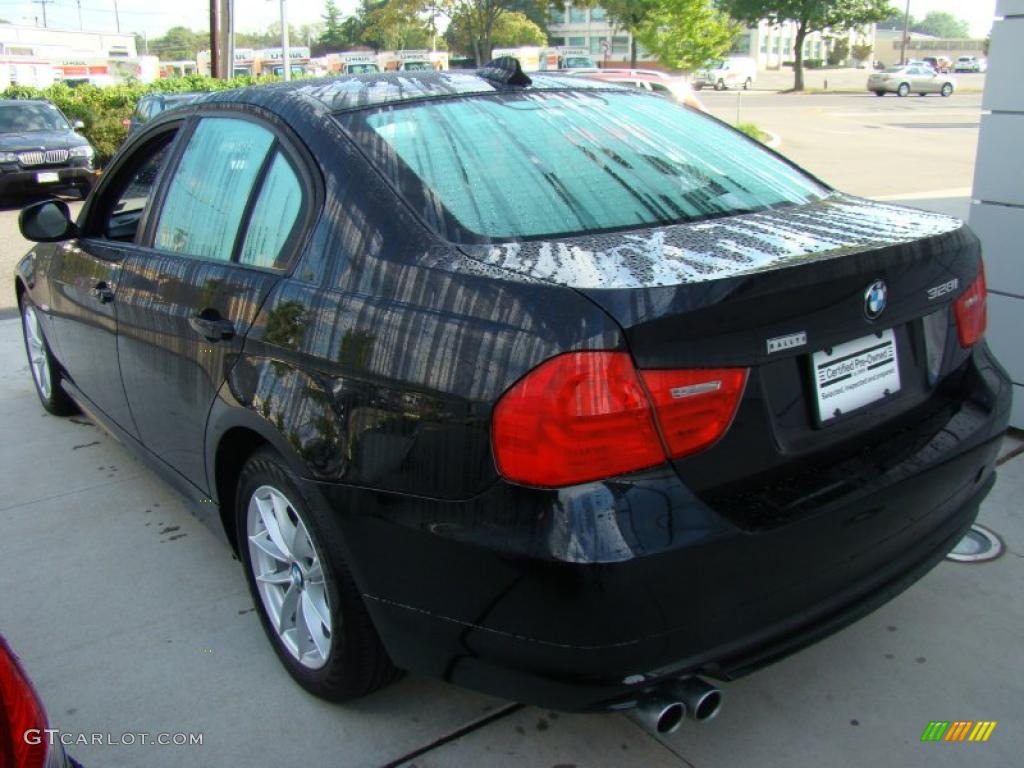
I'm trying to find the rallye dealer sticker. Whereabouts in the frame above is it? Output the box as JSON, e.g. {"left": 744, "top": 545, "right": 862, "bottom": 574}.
{"left": 812, "top": 329, "right": 901, "bottom": 422}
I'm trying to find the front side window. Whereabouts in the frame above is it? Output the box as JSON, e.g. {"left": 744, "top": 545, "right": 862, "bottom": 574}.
{"left": 342, "top": 90, "right": 826, "bottom": 242}
{"left": 154, "top": 118, "right": 273, "bottom": 261}
{"left": 90, "top": 132, "right": 176, "bottom": 242}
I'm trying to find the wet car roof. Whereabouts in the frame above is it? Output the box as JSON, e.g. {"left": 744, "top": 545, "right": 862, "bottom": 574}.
{"left": 190, "top": 71, "right": 620, "bottom": 116}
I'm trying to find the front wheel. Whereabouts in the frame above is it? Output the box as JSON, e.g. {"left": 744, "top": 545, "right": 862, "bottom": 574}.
{"left": 743, "top": 77, "right": 752, "bottom": 90}
{"left": 941, "top": 83, "right": 954, "bottom": 97}
{"left": 714, "top": 79, "right": 725, "bottom": 91}
{"left": 20, "top": 296, "right": 76, "bottom": 415}
{"left": 237, "top": 448, "right": 399, "bottom": 701}
{"left": 897, "top": 83, "right": 910, "bottom": 97}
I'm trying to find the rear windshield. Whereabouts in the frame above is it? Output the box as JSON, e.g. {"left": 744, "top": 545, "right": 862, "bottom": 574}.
{"left": 340, "top": 90, "right": 826, "bottom": 242}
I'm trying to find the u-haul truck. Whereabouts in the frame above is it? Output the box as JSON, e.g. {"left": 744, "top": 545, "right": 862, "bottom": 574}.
{"left": 332, "top": 52, "right": 380, "bottom": 74}
{"left": 491, "top": 46, "right": 543, "bottom": 72}
{"left": 539, "top": 47, "right": 596, "bottom": 71}
{"left": 378, "top": 50, "right": 449, "bottom": 72}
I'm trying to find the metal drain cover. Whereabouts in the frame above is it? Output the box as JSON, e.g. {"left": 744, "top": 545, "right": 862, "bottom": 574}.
{"left": 946, "top": 524, "right": 1004, "bottom": 563}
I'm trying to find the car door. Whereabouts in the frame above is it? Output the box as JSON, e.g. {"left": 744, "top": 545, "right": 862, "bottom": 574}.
{"left": 920, "top": 67, "right": 940, "bottom": 92}
{"left": 116, "top": 113, "right": 310, "bottom": 488}
{"left": 45, "top": 125, "right": 181, "bottom": 432}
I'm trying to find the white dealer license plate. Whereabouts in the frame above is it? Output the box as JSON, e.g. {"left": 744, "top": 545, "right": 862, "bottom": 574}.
{"left": 36, "top": 172, "right": 60, "bottom": 183}
{"left": 812, "top": 329, "right": 901, "bottom": 422}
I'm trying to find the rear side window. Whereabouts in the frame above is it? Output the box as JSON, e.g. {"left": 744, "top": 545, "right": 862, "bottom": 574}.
{"left": 154, "top": 117, "right": 273, "bottom": 261}
{"left": 240, "top": 152, "right": 303, "bottom": 269}
{"left": 341, "top": 91, "right": 825, "bottom": 242}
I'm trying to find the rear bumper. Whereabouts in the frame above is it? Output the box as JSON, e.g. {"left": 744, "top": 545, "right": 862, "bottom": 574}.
{"left": 311, "top": 343, "right": 1011, "bottom": 711}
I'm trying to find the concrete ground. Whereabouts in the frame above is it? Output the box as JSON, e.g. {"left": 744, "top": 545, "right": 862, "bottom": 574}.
{"left": 2, "top": 93, "right": 1022, "bottom": 767}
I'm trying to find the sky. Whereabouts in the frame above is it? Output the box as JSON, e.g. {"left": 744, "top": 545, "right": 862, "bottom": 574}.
{"left": 0, "top": 0, "right": 999, "bottom": 40}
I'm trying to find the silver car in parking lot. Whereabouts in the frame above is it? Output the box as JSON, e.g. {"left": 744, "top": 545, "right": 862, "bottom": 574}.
{"left": 868, "top": 65, "right": 956, "bottom": 97}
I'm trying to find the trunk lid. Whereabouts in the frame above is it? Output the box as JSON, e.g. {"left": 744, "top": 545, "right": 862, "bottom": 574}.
{"left": 462, "top": 195, "right": 983, "bottom": 529}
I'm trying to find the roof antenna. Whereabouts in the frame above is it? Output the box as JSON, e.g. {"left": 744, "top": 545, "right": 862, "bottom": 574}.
{"left": 478, "top": 56, "right": 532, "bottom": 87}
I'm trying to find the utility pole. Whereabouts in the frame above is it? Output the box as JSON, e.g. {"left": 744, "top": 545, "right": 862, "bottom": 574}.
{"left": 899, "top": 0, "right": 911, "bottom": 65}
{"left": 76, "top": 0, "right": 83, "bottom": 30}
{"left": 210, "top": 0, "right": 232, "bottom": 78}
{"left": 31, "top": 0, "right": 53, "bottom": 28}
{"left": 280, "top": 0, "right": 291, "bottom": 81}
{"left": 113, "top": 0, "right": 121, "bottom": 32}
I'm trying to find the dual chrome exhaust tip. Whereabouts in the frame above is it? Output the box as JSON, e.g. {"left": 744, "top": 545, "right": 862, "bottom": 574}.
{"left": 627, "top": 677, "right": 723, "bottom": 735}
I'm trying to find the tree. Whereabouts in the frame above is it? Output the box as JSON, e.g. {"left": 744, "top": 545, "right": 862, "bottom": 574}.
{"left": 913, "top": 11, "right": 969, "bottom": 39}
{"left": 877, "top": 10, "right": 909, "bottom": 30}
{"left": 447, "top": 10, "right": 545, "bottom": 53}
{"left": 720, "top": 1, "right": 895, "bottom": 91}
{"left": 506, "top": 0, "right": 548, "bottom": 31}
{"left": 827, "top": 36, "right": 849, "bottom": 65}
{"left": 150, "top": 26, "right": 206, "bottom": 60}
{"left": 363, "top": 0, "right": 433, "bottom": 50}
{"left": 851, "top": 41, "right": 873, "bottom": 64}
{"left": 318, "top": 0, "right": 352, "bottom": 53}
{"left": 428, "top": 0, "right": 544, "bottom": 65}
{"left": 599, "top": 0, "right": 657, "bottom": 68}
{"left": 635, "top": 0, "right": 738, "bottom": 71}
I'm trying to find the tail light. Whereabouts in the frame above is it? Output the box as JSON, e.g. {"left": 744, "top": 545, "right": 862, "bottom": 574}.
{"left": 492, "top": 351, "right": 747, "bottom": 487}
{"left": 0, "top": 638, "right": 51, "bottom": 768}
{"left": 640, "top": 368, "right": 749, "bottom": 458}
{"left": 954, "top": 264, "right": 987, "bottom": 347}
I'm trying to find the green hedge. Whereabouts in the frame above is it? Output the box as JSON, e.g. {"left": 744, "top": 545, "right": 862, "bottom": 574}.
{"left": 1, "top": 75, "right": 270, "bottom": 166}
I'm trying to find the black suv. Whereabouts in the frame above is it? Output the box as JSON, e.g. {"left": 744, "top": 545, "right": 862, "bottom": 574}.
{"left": 125, "top": 92, "right": 203, "bottom": 136}
{"left": 0, "top": 99, "right": 95, "bottom": 203}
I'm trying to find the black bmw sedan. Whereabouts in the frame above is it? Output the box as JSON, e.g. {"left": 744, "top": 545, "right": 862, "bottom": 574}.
{"left": 13, "top": 65, "right": 1011, "bottom": 726}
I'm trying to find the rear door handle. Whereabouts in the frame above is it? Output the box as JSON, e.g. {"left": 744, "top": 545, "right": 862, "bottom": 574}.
{"left": 92, "top": 281, "right": 114, "bottom": 304}
{"left": 189, "top": 312, "right": 235, "bottom": 342}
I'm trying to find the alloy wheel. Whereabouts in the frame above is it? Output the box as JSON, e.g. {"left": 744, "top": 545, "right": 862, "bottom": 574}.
{"left": 22, "top": 304, "right": 52, "bottom": 401}
{"left": 246, "top": 485, "right": 334, "bottom": 669}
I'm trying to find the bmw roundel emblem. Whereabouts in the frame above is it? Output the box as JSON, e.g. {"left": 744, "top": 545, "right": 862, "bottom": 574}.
{"left": 864, "top": 280, "right": 888, "bottom": 320}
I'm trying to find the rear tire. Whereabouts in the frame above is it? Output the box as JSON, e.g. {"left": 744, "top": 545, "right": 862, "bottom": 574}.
{"left": 897, "top": 83, "right": 910, "bottom": 97}
{"left": 714, "top": 79, "right": 725, "bottom": 91}
{"left": 236, "top": 447, "right": 400, "bottom": 701}
{"left": 19, "top": 295, "right": 76, "bottom": 416}
{"left": 874, "top": 91, "right": 886, "bottom": 96}
{"left": 743, "top": 78, "right": 751, "bottom": 90}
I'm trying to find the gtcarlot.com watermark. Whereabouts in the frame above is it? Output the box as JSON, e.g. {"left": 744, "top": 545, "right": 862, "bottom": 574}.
{"left": 25, "top": 729, "right": 203, "bottom": 747}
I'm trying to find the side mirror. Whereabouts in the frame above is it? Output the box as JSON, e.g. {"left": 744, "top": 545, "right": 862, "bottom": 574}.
{"left": 73, "top": 119, "right": 85, "bottom": 130}
{"left": 19, "top": 199, "right": 78, "bottom": 243}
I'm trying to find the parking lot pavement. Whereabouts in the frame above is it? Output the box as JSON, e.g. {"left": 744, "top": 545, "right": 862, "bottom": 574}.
{"left": 2, "top": 309, "right": 1023, "bottom": 767}
{"left": 699, "top": 91, "right": 984, "bottom": 199}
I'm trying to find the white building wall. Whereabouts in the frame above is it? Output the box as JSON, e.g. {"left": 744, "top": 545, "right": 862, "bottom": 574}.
{"left": 970, "top": 0, "right": 1024, "bottom": 427}
{"left": 0, "top": 24, "right": 137, "bottom": 59}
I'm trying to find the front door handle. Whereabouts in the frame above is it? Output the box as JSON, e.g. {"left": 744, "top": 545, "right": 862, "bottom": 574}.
{"left": 189, "top": 312, "right": 235, "bottom": 342}
{"left": 92, "top": 281, "right": 114, "bottom": 304}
